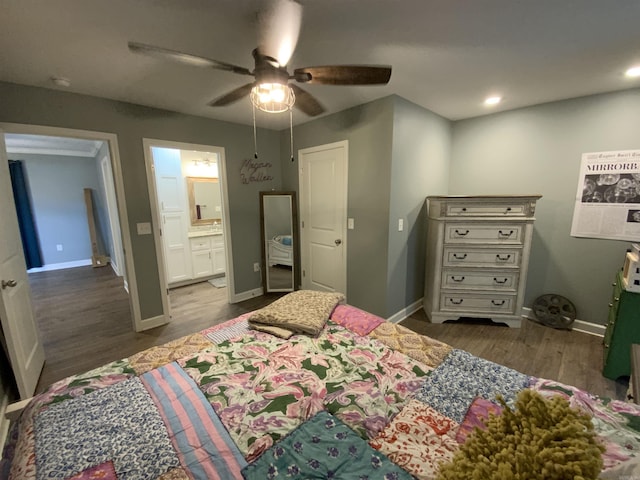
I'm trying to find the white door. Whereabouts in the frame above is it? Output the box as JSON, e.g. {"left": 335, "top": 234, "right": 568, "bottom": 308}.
{"left": 0, "top": 131, "right": 45, "bottom": 399}
{"left": 152, "top": 148, "right": 192, "bottom": 284}
{"left": 299, "top": 141, "right": 348, "bottom": 295}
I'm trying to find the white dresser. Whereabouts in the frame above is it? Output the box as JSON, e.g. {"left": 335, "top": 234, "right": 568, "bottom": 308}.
{"left": 423, "top": 195, "right": 541, "bottom": 328}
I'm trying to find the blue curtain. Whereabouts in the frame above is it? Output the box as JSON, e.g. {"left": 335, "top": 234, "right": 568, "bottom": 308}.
{"left": 8, "top": 160, "right": 43, "bottom": 269}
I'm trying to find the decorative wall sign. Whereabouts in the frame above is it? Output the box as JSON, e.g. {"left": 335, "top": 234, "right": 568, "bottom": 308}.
{"left": 571, "top": 149, "right": 640, "bottom": 241}
{"left": 240, "top": 158, "right": 273, "bottom": 184}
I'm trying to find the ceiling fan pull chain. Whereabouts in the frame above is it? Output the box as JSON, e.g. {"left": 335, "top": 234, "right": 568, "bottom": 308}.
{"left": 290, "top": 108, "right": 294, "bottom": 162}
{"left": 252, "top": 103, "right": 258, "bottom": 159}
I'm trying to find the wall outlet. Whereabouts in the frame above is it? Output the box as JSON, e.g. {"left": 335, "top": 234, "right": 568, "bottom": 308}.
{"left": 56, "top": 244, "right": 63, "bottom": 251}
{"left": 253, "top": 262, "right": 260, "bottom": 272}
{"left": 137, "top": 222, "right": 152, "bottom": 235}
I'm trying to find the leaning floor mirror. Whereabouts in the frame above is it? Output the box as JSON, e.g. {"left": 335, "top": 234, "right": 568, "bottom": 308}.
{"left": 260, "top": 191, "right": 298, "bottom": 292}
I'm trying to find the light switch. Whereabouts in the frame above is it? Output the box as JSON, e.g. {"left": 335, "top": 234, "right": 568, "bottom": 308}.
{"left": 348, "top": 218, "right": 355, "bottom": 230}
{"left": 398, "top": 219, "right": 404, "bottom": 231}
{"left": 137, "top": 222, "right": 152, "bottom": 235}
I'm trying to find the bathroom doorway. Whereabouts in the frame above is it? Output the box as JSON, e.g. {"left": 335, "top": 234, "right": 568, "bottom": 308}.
{"left": 143, "top": 139, "right": 234, "bottom": 315}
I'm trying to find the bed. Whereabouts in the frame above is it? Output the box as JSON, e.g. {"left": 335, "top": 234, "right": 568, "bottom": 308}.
{"left": 268, "top": 235, "right": 293, "bottom": 267}
{"left": 3, "top": 290, "right": 640, "bottom": 479}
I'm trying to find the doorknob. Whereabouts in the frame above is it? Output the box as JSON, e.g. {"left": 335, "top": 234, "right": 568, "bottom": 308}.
{"left": 1, "top": 280, "right": 17, "bottom": 290}
{"left": 335, "top": 239, "right": 342, "bottom": 246}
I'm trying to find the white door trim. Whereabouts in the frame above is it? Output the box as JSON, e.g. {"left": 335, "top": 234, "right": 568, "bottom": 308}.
{"left": 298, "top": 140, "right": 349, "bottom": 296}
{"left": 0, "top": 122, "right": 142, "bottom": 331}
{"left": 142, "top": 138, "right": 236, "bottom": 305}
{"left": 99, "top": 155, "right": 125, "bottom": 281}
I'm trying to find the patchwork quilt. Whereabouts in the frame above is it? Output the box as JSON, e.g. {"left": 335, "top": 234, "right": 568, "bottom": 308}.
{"left": 3, "top": 303, "right": 640, "bottom": 479}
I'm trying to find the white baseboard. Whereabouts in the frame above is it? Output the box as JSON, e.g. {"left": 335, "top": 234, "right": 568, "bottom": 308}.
{"left": 521, "top": 307, "right": 605, "bottom": 337}
{"left": 388, "top": 298, "right": 424, "bottom": 324}
{"left": 27, "top": 259, "right": 92, "bottom": 273}
{"left": 231, "top": 287, "right": 264, "bottom": 303}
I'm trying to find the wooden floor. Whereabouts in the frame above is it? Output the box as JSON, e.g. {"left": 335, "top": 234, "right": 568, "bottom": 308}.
{"left": 28, "top": 266, "right": 627, "bottom": 400}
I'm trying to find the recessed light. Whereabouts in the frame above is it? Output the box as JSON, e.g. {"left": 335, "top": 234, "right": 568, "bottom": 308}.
{"left": 625, "top": 66, "right": 640, "bottom": 78}
{"left": 50, "top": 76, "right": 71, "bottom": 87}
{"left": 484, "top": 96, "right": 502, "bottom": 106}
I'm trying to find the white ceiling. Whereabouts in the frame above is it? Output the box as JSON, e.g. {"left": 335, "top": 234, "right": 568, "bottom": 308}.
{"left": 4, "top": 134, "right": 103, "bottom": 158}
{"left": 2, "top": 0, "right": 640, "bottom": 131}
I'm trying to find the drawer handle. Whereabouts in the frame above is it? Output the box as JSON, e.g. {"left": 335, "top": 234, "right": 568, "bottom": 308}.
{"left": 491, "top": 300, "right": 506, "bottom": 306}
{"left": 455, "top": 229, "right": 469, "bottom": 236}
{"left": 604, "top": 343, "right": 610, "bottom": 349}
{"left": 614, "top": 296, "right": 619, "bottom": 302}
{"left": 493, "top": 277, "right": 508, "bottom": 284}
{"left": 451, "top": 276, "right": 465, "bottom": 282}
{"left": 504, "top": 207, "right": 512, "bottom": 213}
{"left": 461, "top": 207, "right": 467, "bottom": 212}
{"left": 608, "top": 303, "right": 613, "bottom": 308}
{"left": 496, "top": 254, "right": 511, "bottom": 261}
{"left": 449, "top": 298, "right": 464, "bottom": 305}
{"left": 453, "top": 253, "right": 467, "bottom": 260}
{"left": 498, "top": 230, "right": 514, "bottom": 237}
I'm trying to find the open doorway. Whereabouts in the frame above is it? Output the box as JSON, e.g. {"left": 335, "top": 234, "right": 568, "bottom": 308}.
{"left": 6, "top": 134, "right": 125, "bottom": 280}
{"left": 143, "top": 139, "right": 235, "bottom": 316}
{"left": 0, "top": 123, "right": 143, "bottom": 391}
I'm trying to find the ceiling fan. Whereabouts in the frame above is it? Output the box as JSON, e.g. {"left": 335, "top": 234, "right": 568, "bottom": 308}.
{"left": 128, "top": 0, "right": 391, "bottom": 117}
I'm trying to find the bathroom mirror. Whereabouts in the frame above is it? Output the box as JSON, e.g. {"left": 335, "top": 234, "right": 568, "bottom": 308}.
{"left": 260, "top": 191, "right": 298, "bottom": 292}
{"left": 187, "top": 177, "right": 221, "bottom": 225}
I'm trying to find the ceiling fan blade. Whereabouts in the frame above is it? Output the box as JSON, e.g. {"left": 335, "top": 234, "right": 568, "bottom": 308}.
{"left": 208, "top": 83, "right": 255, "bottom": 107}
{"left": 294, "top": 65, "right": 392, "bottom": 85}
{"left": 257, "top": 0, "right": 302, "bottom": 67}
{"left": 128, "top": 41, "right": 253, "bottom": 76}
{"left": 290, "top": 84, "right": 325, "bottom": 116}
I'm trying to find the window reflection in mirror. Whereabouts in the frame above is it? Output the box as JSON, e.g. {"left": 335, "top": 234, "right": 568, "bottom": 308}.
{"left": 260, "top": 191, "right": 298, "bottom": 292}
{"left": 187, "top": 177, "right": 222, "bottom": 225}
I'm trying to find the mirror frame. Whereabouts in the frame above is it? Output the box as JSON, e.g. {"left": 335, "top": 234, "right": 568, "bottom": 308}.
{"left": 259, "top": 191, "right": 299, "bottom": 292}
{"left": 187, "top": 176, "right": 220, "bottom": 225}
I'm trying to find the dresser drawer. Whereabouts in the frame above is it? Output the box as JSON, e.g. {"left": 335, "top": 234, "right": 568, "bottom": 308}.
{"left": 446, "top": 202, "right": 528, "bottom": 217}
{"left": 189, "top": 237, "right": 211, "bottom": 251}
{"left": 445, "top": 223, "right": 524, "bottom": 244}
{"left": 440, "top": 293, "right": 516, "bottom": 314}
{"left": 441, "top": 269, "right": 519, "bottom": 291}
{"left": 442, "top": 246, "right": 521, "bottom": 267}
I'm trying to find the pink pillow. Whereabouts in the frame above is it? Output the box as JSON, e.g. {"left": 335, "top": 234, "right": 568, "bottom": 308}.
{"left": 330, "top": 304, "right": 385, "bottom": 336}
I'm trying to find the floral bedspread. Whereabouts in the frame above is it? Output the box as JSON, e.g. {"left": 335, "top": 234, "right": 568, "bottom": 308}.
{"left": 3, "top": 305, "right": 640, "bottom": 480}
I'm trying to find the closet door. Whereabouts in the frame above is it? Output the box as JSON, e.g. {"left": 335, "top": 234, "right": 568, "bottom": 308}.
{"left": 153, "top": 149, "right": 192, "bottom": 284}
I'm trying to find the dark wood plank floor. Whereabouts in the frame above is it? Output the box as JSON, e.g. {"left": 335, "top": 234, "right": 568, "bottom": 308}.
{"left": 28, "top": 266, "right": 627, "bottom": 400}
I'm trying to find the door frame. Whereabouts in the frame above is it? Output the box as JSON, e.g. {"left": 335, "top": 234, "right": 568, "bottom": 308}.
{"left": 142, "top": 138, "right": 235, "bottom": 305}
{"left": 0, "top": 122, "right": 142, "bottom": 330}
{"left": 298, "top": 140, "right": 349, "bottom": 296}
{"left": 99, "top": 154, "right": 126, "bottom": 283}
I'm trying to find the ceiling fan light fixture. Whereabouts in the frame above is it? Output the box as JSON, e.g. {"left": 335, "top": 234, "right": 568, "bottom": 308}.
{"left": 250, "top": 82, "right": 295, "bottom": 113}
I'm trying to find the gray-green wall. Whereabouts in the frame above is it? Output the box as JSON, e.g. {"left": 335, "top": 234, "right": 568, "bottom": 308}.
{"left": 282, "top": 95, "right": 452, "bottom": 318}
{"left": 9, "top": 153, "right": 103, "bottom": 265}
{"left": 387, "top": 97, "right": 451, "bottom": 316}
{"left": 282, "top": 97, "right": 395, "bottom": 316}
{"left": 450, "top": 89, "right": 640, "bottom": 325}
{"left": 0, "top": 81, "right": 280, "bottom": 320}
